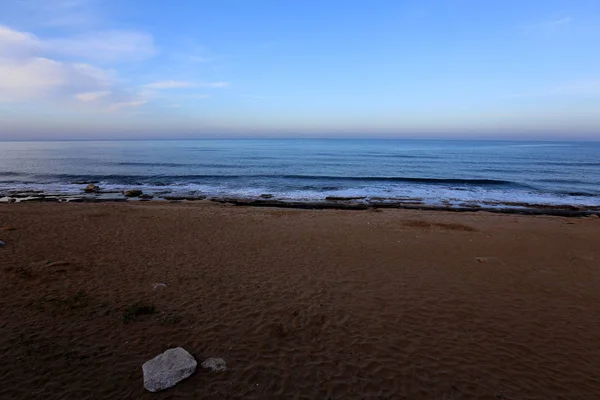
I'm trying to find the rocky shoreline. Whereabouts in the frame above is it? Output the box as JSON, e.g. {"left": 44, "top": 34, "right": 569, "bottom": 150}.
{"left": 1, "top": 188, "right": 599, "bottom": 217}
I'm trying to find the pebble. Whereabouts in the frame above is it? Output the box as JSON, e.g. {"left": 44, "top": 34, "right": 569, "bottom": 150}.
{"left": 201, "top": 357, "right": 227, "bottom": 372}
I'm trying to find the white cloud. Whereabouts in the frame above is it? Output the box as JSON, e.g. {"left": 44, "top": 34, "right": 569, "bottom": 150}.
{"left": 44, "top": 30, "right": 157, "bottom": 63}
{"left": 0, "top": 25, "right": 140, "bottom": 111}
{"left": 0, "top": 25, "right": 40, "bottom": 57}
{"left": 143, "top": 80, "right": 193, "bottom": 89}
{"left": 0, "top": 57, "right": 112, "bottom": 101}
{"left": 75, "top": 90, "right": 111, "bottom": 102}
{"left": 0, "top": 23, "right": 228, "bottom": 114}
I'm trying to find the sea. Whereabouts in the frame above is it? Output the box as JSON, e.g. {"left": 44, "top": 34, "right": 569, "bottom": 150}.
{"left": 1, "top": 139, "right": 599, "bottom": 210}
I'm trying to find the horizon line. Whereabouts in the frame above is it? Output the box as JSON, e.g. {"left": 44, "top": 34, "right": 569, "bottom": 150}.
{"left": 1, "top": 137, "right": 599, "bottom": 142}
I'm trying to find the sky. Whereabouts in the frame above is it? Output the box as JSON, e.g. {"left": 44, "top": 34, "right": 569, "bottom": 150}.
{"left": 0, "top": 0, "right": 599, "bottom": 140}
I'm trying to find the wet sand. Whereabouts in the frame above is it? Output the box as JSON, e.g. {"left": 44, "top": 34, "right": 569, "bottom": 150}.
{"left": 0, "top": 202, "right": 599, "bottom": 399}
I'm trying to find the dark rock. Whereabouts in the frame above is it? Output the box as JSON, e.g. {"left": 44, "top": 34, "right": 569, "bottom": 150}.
{"left": 84, "top": 184, "right": 101, "bottom": 193}
{"left": 162, "top": 195, "right": 207, "bottom": 201}
{"left": 458, "top": 203, "right": 482, "bottom": 209}
{"left": 139, "top": 194, "right": 154, "bottom": 200}
{"left": 7, "top": 192, "right": 45, "bottom": 198}
{"left": 212, "top": 198, "right": 369, "bottom": 210}
{"left": 72, "top": 180, "right": 99, "bottom": 185}
{"left": 124, "top": 190, "right": 143, "bottom": 198}
{"left": 201, "top": 358, "right": 227, "bottom": 372}
{"left": 21, "top": 197, "right": 59, "bottom": 203}
{"left": 325, "top": 196, "right": 366, "bottom": 201}
{"left": 260, "top": 194, "right": 274, "bottom": 199}
{"left": 0, "top": 240, "right": 5, "bottom": 247}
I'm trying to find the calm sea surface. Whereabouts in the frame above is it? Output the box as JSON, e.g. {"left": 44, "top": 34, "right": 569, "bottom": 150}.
{"left": 1, "top": 139, "right": 599, "bottom": 207}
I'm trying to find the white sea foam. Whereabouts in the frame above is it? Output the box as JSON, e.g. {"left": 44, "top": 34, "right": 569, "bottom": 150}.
{"left": 2, "top": 181, "right": 599, "bottom": 208}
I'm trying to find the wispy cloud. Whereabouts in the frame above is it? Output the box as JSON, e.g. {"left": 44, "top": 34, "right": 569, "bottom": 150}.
{"left": 143, "top": 80, "right": 193, "bottom": 89}
{"left": 506, "top": 80, "right": 600, "bottom": 99}
{"left": 44, "top": 30, "right": 157, "bottom": 63}
{"left": 75, "top": 90, "right": 110, "bottom": 102}
{"left": 44, "top": 13, "right": 96, "bottom": 27}
{"left": 201, "top": 81, "right": 229, "bottom": 88}
{"left": 107, "top": 98, "right": 148, "bottom": 112}
{"left": 523, "top": 16, "right": 573, "bottom": 34}
{"left": 241, "top": 93, "right": 287, "bottom": 100}
{"left": 543, "top": 17, "right": 572, "bottom": 28}
{"left": 143, "top": 80, "right": 229, "bottom": 90}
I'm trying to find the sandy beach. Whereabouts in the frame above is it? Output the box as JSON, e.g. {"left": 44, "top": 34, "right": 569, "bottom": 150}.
{"left": 0, "top": 202, "right": 599, "bottom": 399}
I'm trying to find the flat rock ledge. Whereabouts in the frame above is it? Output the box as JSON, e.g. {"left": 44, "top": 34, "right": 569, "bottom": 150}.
{"left": 142, "top": 347, "right": 197, "bottom": 392}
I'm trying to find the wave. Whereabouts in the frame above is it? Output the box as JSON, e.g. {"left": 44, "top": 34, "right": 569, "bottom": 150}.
{"left": 0, "top": 173, "right": 523, "bottom": 187}
{"left": 0, "top": 172, "right": 25, "bottom": 177}
{"left": 110, "top": 162, "right": 247, "bottom": 168}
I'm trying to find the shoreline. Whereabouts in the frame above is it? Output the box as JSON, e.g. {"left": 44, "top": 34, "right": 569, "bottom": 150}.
{"left": 2, "top": 191, "right": 600, "bottom": 217}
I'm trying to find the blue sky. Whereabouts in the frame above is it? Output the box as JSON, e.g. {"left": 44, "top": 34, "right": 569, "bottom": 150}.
{"left": 1, "top": 0, "right": 599, "bottom": 139}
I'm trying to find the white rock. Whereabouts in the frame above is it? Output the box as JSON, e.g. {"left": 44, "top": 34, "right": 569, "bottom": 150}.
{"left": 152, "top": 283, "right": 168, "bottom": 290}
{"left": 142, "top": 347, "right": 197, "bottom": 392}
{"left": 201, "top": 357, "right": 227, "bottom": 372}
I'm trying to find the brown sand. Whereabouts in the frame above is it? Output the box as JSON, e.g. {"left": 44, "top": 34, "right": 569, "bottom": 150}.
{"left": 0, "top": 202, "right": 599, "bottom": 399}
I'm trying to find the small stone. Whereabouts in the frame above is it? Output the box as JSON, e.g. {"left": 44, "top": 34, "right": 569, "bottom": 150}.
{"left": 201, "top": 357, "right": 227, "bottom": 372}
{"left": 142, "top": 347, "right": 197, "bottom": 392}
{"left": 124, "top": 190, "right": 143, "bottom": 198}
{"left": 476, "top": 257, "right": 503, "bottom": 264}
{"left": 152, "top": 283, "right": 168, "bottom": 290}
{"left": 2, "top": 226, "right": 16, "bottom": 231}
{"left": 84, "top": 184, "right": 101, "bottom": 193}
{"left": 260, "top": 194, "right": 274, "bottom": 199}
{"left": 139, "top": 194, "right": 154, "bottom": 200}
{"left": 0, "top": 240, "right": 5, "bottom": 247}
